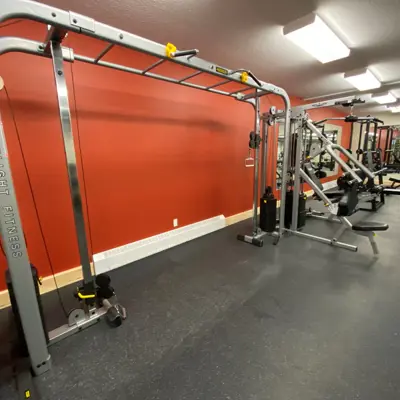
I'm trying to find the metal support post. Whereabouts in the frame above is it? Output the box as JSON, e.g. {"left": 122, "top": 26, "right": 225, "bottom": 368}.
{"left": 291, "top": 120, "right": 303, "bottom": 230}
{"left": 357, "top": 122, "right": 363, "bottom": 160}
{"left": 372, "top": 122, "right": 378, "bottom": 151}
{"left": 50, "top": 41, "right": 95, "bottom": 293}
{"left": 260, "top": 118, "right": 268, "bottom": 194}
{"left": 271, "top": 123, "right": 278, "bottom": 189}
{"left": 349, "top": 122, "right": 354, "bottom": 151}
{"left": 363, "top": 121, "right": 371, "bottom": 152}
{"left": 0, "top": 111, "right": 50, "bottom": 375}
{"left": 251, "top": 95, "right": 261, "bottom": 235}
{"left": 384, "top": 128, "right": 390, "bottom": 163}
{"left": 278, "top": 96, "right": 292, "bottom": 237}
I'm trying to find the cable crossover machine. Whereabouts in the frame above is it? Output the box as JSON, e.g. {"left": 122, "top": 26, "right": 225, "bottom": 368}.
{"left": 0, "top": 0, "right": 292, "bottom": 376}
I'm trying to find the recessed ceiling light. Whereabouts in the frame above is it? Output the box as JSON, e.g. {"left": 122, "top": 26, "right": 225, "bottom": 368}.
{"left": 388, "top": 105, "right": 400, "bottom": 113}
{"left": 283, "top": 14, "right": 350, "bottom": 63}
{"left": 344, "top": 68, "right": 381, "bottom": 91}
{"left": 372, "top": 91, "right": 397, "bottom": 104}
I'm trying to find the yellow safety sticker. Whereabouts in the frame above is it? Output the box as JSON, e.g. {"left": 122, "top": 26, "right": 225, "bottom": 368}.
{"left": 216, "top": 66, "right": 229, "bottom": 75}
{"left": 25, "top": 390, "right": 31, "bottom": 398}
{"left": 264, "top": 200, "right": 267, "bottom": 203}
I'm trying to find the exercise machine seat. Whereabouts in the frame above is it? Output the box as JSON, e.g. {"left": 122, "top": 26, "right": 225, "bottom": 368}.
{"left": 389, "top": 177, "right": 400, "bottom": 183}
{"left": 352, "top": 222, "right": 388, "bottom": 232}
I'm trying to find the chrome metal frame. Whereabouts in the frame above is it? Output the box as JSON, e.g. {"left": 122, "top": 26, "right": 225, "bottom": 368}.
{"left": 237, "top": 107, "right": 287, "bottom": 246}
{"left": 287, "top": 113, "right": 385, "bottom": 254}
{"left": 0, "top": 112, "right": 51, "bottom": 375}
{"left": 0, "top": 0, "right": 292, "bottom": 375}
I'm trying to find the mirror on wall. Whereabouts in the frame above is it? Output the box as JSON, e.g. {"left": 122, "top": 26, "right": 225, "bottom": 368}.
{"left": 276, "top": 123, "right": 342, "bottom": 189}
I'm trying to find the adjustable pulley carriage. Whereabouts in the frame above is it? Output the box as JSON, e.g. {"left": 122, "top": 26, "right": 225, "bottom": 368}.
{"left": 0, "top": 0, "right": 292, "bottom": 376}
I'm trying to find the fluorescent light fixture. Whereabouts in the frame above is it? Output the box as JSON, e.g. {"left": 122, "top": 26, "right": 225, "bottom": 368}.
{"left": 388, "top": 105, "right": 400, "bottom": 113}
{"left": 372, "top": 91, "right": 397, "bottom": 104}
{"left": 344, "top": 68, "right": 381, "bottom": 91}
{"left": 283, "top": 13, "right": 350, "bottom": 63}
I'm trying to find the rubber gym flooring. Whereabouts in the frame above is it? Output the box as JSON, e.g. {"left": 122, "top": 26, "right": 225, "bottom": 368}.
{"left": 0, "top": 197, "right": 399, "bottom": 399}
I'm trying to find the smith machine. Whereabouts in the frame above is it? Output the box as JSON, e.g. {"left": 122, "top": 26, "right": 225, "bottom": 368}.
{"left": 285, "top": 97, "right": 389, "bottom": 253}
{"left": 0, "top": 0, "right": 291, "bottom": 375}
{"left": 238, "top": 94, "right": 390, "bottom": 252}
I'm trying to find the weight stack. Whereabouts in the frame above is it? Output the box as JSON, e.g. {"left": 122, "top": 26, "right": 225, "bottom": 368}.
{"left": 284, "top": 191, "right": 307, "bottom": 229}
{"left": 6, "top": 265, "right": 48, "bottom": 357}
{"left": 260, "top": 188, "right": 277, "bottom": 232}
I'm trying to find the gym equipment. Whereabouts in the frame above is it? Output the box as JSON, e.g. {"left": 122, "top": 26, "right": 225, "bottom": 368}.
{"left": 282, "top": 96, "right": 389, "bottom": 254}
{"left": 95, "top": 274, "right": 127, "bottom": 327}
{"left": 0, "top": 0, "right": 292, "bottom": 375}
{"left": 284, "top": 191, "right": 307, "bottom": 229}
{"left": 259, "top": 187, "right": 277, "bottom": 233}
{"left": 388, "top": 177, "right": 400, "bottom": 189}
{"left": 313, "top": 112, "right": 388, "bottom": 212}
{"left": 237, "top": 106, "right": 287, "bottom": 246}
{"left": 377, "top": 125, "right": 400, "bottom": 172}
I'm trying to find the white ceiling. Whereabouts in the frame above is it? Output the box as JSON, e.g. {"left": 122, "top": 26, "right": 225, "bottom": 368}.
{"left": 39, "top": 0, "right": 400, "bottom": 119}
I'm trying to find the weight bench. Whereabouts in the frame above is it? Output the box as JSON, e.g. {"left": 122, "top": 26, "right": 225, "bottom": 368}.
{"left": 352, "top": 222, "right": 389, "bottom": 255}
{"left": 389, "top": 177, "right": 400, "bottom": 189}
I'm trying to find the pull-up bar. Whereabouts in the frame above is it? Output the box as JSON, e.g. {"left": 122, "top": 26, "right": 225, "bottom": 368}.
{"left": 0, "top": 0, "right": 293, "bottom": 377}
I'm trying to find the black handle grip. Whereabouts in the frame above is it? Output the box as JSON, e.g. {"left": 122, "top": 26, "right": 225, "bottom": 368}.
{"left": 172, "top": 49, "right": 198, "bottom": 58}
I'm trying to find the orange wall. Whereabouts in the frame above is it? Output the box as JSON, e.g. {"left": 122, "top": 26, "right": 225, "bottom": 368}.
{"left": 0, "top": 21, "right": 351, "bottom": 290}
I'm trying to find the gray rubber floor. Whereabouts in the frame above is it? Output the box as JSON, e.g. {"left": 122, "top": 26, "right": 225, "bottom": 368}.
{"left": 1, "top": 197, "right": 400, "bottom": 399}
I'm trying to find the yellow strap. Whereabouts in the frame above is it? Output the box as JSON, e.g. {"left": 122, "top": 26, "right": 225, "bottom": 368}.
{"left": 165, "top": 43, "right": 177, "bottom": 58}
{"left": 77, "top": 288, "right": 95, "bottom": 299}
{"left": 240, "top": 71, "right": 248, "bottom": 83}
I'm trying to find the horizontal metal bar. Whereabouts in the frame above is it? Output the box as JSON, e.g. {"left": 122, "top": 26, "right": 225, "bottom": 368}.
{"left": 206, "top": 79, "right": 231, "bottom": 89}
{"left": 75, "top": 54, "right": 235, "bottom": 97}
{"left": 373, "top": 167, "right": 387, "bottom": 176}
{"left": 229, "top": 87, "right": 255, "bottom": 95}
{"left": 243, "top": 89, "right": 270, "bottom": 100}
{"left": 307, "top": 213, "right": 341, "bottom": 223}
{"left": 285, "top": 229, "right": 358, "bottom": 252}
{"left": 142, "top": 58, "right": 165, "bottom": 74}
{"left": 178, "top": 70, "right": 202, "bottom": 82}
{"left": 48, "top": 307, "right": 107, "bottom": 345}
{"left": 0, "top": 0, "right": 289, "bottom": 99}
{"left": 384, "top": 188, "right": 400, "bottom": 195}
{"left": 94, "top": 43, "right": 114, "bottom": 63}
{"left": 0, "top": 36, "right": 74, "bottom": 61}
{"left": 291, "top": 94, "right": 371, "bottom": 117}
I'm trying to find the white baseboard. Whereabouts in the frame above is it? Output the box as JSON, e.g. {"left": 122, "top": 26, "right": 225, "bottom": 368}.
{"left": 93, "top": 215, "right": 226, "bottom": 275}
{"left": 0, "top": 203, "right": 284, "bottom": 309}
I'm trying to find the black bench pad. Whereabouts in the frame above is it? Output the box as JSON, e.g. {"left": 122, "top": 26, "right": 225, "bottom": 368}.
{"left": 352, "top": 222, "right": 389, "bottom": 232}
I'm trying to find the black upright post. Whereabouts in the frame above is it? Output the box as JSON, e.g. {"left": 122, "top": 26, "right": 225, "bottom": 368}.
{"left": 372, "top": 122, "right": 378, "bottom": 151}
{"left": 384, "top": 128, "right": 390, "bottom": 164}
{"left": 349, "top": 122, "right": 354, "bottom": 150}
{"left": 363, "top": 122, "right": 371, "bottom": 152}
{"left": 357, "top": 122, "right": 363, "bottom": 160}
